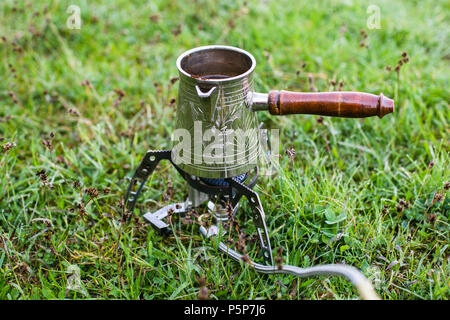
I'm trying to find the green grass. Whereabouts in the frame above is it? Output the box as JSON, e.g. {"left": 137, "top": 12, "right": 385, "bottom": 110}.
{"left": 0, "top": 0, "right": 449, "bottom": 300}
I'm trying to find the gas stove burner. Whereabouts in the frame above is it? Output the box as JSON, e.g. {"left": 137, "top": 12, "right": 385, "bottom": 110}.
{"left": 200, "top": 172, "right": 248, "bottom": 187}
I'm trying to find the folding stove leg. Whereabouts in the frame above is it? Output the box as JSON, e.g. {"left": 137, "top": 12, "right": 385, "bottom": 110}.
{"left": 124, "top": 150, "right": 206, "bottom": 235}
{"left": 142, "top": 186, "right": 209, "bottom": 235}
{"left": 124, "top": 150, "right": 171, "bottom": 217}
{"left": 142, "top": 202, "right": 188, "bottom": 236}
{"left": 230, "top": 179, "right": 274, "bottom": 265}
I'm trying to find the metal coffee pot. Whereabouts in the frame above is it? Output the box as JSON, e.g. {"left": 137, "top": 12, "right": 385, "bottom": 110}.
{"left": 173, "top": 45, "right": 394, "bottom": 178}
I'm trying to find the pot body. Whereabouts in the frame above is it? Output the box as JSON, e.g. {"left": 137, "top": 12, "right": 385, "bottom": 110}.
{"left": 172, "top": 45, "right": 260, "bottom": 178}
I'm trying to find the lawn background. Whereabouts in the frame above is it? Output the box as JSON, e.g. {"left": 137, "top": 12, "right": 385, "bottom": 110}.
{"left": 0, "top": 0, "right": 448, "bottom": 299}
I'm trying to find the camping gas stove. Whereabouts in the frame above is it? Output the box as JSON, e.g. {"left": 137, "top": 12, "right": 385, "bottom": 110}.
{"left": 124, "top": 150, "right": 273, "bottom": 264}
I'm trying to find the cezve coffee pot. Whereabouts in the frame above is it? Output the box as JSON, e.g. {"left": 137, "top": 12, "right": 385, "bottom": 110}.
{"left": 173, "top": 45, "right": 393, "bottom": 178}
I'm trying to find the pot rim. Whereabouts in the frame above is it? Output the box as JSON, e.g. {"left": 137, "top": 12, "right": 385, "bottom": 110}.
{"left": 176, "top": 45, "right": 256, "bottom": 83}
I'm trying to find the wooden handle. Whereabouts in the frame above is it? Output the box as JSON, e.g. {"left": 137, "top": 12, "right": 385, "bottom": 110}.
{"left": 268, "top": 90, "right": 394, "bottom": 118}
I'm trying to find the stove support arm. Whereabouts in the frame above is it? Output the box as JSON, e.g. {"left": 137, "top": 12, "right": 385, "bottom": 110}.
{"left": 124, "top": 150, "right": 172, "bottom": 217}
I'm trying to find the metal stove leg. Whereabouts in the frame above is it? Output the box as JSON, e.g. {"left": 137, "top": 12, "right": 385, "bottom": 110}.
{"left": 142, "top": 187, "right": 209, "bottom": 236}
{"left": 230, "top": 179, "right": 274, "bottom": 265}
{"left": 124, "top": 150, "right": 209, "bottom": 235}
{"left": 143, "top": 202, "right": 188, "bottom": 236}
{"left": 124, "top": 150, "right": 171, "bottom": 217}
